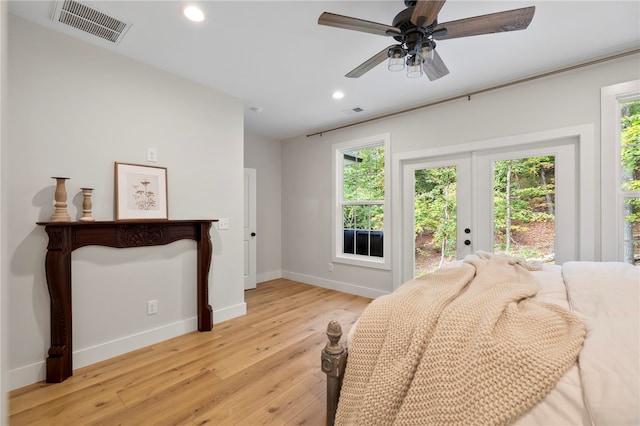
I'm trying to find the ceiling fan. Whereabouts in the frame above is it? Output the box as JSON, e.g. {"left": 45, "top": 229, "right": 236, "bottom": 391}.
{"left": 318, "top": 0, "right": 535, "bottom": 81}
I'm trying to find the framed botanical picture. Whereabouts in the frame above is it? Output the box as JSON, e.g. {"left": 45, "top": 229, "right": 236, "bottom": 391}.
{"left": 115, "top": 162, "right": 168, "bottom": 220}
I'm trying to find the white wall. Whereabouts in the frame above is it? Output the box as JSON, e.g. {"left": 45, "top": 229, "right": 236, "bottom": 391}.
{"left": 281, "top": 53, "right": 640, "bottom": 297}
{"left": 6, "top": 16, "right": 246, "bottom": 390}
{"left": 1, "top": 1, "right": 7, "bottom": 422}
{"left": 244, "top": 131, "right": 282, "bottom": 283}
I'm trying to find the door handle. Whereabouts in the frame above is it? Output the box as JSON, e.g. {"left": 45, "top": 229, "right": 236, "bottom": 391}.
{"left": 251, "top": 232, "right": 256, "bottom": 237}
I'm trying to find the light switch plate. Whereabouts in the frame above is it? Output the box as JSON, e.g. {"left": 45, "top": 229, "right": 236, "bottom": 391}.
{"left": 147, "top": 147, "right": 158, "bottom": 162}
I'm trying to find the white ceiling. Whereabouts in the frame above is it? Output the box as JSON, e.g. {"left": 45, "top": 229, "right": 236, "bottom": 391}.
{"left": 8, "top": 1, "right": 640, "bottom": 140}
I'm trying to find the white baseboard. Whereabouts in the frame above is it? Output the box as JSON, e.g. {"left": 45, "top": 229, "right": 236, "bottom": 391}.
{"left": 7, "top": 360, "right": 46, "bottom": 393}
{"left": 282, "top": 271, "right": 389, "bottom": 299}
{"left": 257, "top": 270, "right": 282, "bottom": 283}
{"left": 9, "top": 304, "right": 247, "bottom": 391}
{"left": 213, "top": 301, "right": 246, "bottom": 323}
{"left": 73, "top": 317, "right": 199, "bottom": 371}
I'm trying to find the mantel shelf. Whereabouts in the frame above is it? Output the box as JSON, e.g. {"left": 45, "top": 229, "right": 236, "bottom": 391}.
{"left": 37, "top": 219, "right": 219, "bottom": 383}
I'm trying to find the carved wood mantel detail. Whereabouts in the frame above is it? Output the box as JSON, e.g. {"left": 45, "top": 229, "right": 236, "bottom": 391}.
{"left": 36, "top": 219, "right": 218, "bottom": 383}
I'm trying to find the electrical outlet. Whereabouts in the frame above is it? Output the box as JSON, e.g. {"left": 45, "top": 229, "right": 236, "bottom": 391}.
{"left": 147, "top": 299, "right": 158, "bottom": 315}
{"left": 328, "top": 262, "right": 334, "bottom": 272}
{"left": 218, "top": 218, "right": 229, "bottom": 230}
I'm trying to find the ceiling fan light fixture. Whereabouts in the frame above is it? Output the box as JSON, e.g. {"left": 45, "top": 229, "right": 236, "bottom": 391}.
{"left": 421, "top": 40, "right": 436, "bottom": 61}
{"left": 406, "top": 53, "right": 423, "bottom": 78}
{"left": 387, "top": 46, "right": 406, "bottom": 72}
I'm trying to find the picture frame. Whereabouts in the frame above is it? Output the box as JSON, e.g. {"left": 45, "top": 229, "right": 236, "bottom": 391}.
{"left": 115, "top": 162, "right": 168, "bottom": 220}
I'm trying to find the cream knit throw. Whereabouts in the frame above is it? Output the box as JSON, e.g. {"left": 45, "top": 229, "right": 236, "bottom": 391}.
{"left": 335, "top": 252, "right": 586, "bottom": 426}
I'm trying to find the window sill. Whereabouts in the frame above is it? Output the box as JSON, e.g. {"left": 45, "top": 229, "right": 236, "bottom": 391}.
{"left": 332, "top": 253, "right": 391, "bottom": 270}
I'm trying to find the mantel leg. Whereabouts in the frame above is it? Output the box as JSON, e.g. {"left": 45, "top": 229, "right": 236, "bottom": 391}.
{"left": 43, "top": 227, "right": 73, "bottom": 382}
{"left": 197, "top": 222, "right": 213, "bottom": 331}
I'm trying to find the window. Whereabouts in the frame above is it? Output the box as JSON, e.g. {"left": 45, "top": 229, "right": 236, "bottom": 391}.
{"left": 620, "top": 100, "right": 640, "bottom": 264}
{"left": 601, "top": 80, "right": 640, "bottom": 264}
{"left": 333, "top": 133, "right": 390, "bottom": 269}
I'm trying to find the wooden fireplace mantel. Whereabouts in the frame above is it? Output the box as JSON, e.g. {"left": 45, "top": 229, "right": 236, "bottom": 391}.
{"left": 36, "top": 219, "right": 218, "bottom": 383}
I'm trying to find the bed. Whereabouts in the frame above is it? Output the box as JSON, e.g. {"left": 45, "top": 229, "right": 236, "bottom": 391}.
{"left": 321, "top": 252, "right": 639, "bottom": 426}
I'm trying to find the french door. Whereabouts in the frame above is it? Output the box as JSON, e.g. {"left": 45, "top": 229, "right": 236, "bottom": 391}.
{"left": 402, "top": 155, "right": 472, "bottom": 278}
{"left": 401, "top": 141, "right": 577, "bottom": 281}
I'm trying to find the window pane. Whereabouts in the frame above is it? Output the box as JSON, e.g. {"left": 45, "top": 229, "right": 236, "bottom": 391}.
{"left": 370, "top": 205, "right": 384, "bottom": 231}
{"left": 623, "top": 197, "right": 640, "bottom": 265}
{"left": 354, "top": 205, "right": 368, "bottom": 229}
{"left": 342, "top": 146, "right": 385, "bottom": 203}
{"left": 343, "top": 205, "right": 355, "bottom": 229}
{"left": 343, "top": 160, "right": 357, "bottom": 201}
{"left": 493, "top": 156, "right": 555, "bottom": 262}
{"left": 620, "top": 100, "right": 640, "bottom": 190}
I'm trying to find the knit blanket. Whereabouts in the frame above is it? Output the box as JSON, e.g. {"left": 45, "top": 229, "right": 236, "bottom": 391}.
{"left": 335, "top": 252, "right": 586, "bottom": 426}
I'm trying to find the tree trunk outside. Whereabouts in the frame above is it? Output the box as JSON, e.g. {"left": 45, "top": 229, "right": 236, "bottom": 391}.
{"left": 540, "top": 168, "right": 555, "bottom": 215}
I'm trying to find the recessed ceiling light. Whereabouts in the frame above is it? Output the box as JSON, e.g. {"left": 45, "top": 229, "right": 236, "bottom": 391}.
{"left": 182, "top": 5, "right": 205, "bottom": 22}
{"left": 332, "top": 91, "right": 345, "bottom": 100}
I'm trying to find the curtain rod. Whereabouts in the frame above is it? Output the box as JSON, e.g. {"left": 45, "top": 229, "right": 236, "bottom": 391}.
{"left": 306, "top": 48, "right": 640, "bottom": 138}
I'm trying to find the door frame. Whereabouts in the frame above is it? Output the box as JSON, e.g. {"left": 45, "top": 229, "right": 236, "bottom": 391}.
{"left": 244, "top": 168, "right": 257, "bottom": 290}
{"left": 392, "top": 124, "right": 596, "bottom": 289}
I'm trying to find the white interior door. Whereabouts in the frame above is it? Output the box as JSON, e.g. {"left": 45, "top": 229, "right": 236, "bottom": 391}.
{"left": 243, "top": 168, "right": 257, "bottom": 290}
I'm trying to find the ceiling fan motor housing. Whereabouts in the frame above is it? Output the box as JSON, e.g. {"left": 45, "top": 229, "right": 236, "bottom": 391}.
{"left": 391, "top": 7, "right": 437, "bottom": 55}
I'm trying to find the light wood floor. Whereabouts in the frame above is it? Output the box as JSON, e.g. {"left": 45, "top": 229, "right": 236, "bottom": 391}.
{"left": 9, "top": 279, "right": 371, "bottom": 426}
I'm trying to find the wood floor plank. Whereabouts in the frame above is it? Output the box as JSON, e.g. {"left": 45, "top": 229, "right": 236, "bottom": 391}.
{"left": 10, "top": 331, "right": 219, "bottom": 415}
{"left": 207, "top": 308, "right": 361, "bottom": 380}
{"left": 9, "top": 279, "right": 372, "bottom": 426}
{"left": 115, "top": 352, "right": 221, "bottom": 405}
{"left": 233, "top": 372, "right": 326, "bottom": 425}
{"left": 284, "top": 394, "right": 327, "bottom": 426}
{"left": 88, "top": 370, "right": 220, "bottom": 425}
{"left": 189, "top": 334, "right": 329, "bottom": 425}
{"left": 9, "top": 382, "right": 125, "bottom": 425}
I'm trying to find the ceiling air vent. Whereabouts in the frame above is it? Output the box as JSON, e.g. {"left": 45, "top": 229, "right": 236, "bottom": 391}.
{"left": 342, "top": 107, "right": 365, "bottom": 116}
{"left": 51, "top": 0, "right": 131, "bottom": 45}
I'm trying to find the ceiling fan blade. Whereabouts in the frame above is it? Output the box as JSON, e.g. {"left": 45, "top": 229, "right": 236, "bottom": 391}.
{"left": 411, "top": 0, "right": 447, "bottom": 27}
{"left": 318, "top": 12, "right": 401, "bottom": 37}
{"left": 346, "top": 45, "right": 396, "bottom": 78}
{"left": 433, "top": 6, "right": 535, "bottom": 41}
{"left": 423, "top": 49, "right": 450, "bottom": 81}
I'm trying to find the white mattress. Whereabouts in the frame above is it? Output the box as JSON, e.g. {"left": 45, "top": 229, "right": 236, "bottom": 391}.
{"left": 345, "top": 262, "right": 640, "bottom": 425}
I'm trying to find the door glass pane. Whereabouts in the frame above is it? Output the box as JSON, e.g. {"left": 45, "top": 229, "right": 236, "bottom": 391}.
{"left": 492, "top": 156, "right": 556, "bottom": 262}
{"left": 623, "top": 197, "right": 640, "bottom": 265}
{"left": 414, "top": 166, "right": 458, "bottom": 276}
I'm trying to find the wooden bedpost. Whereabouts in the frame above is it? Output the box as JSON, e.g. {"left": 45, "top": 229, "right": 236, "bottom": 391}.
{"left": 321, "top": 320, "right": 347, "bottom": 426}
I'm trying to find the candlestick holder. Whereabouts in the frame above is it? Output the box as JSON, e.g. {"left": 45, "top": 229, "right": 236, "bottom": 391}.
{"left": 79, "top": 188, "right": 95, "bottom": 222}
{"left": 50, "top": 177, "right": 71, "bottom": 222}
